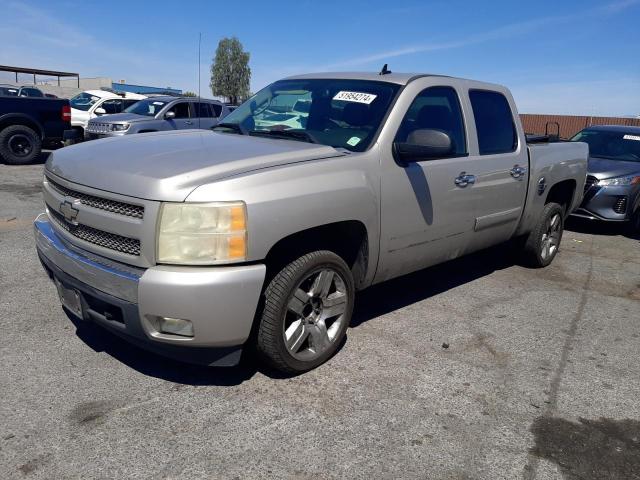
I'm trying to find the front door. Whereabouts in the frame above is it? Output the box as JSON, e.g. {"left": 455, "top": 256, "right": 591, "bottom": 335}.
{"left": 376, "top": 83, "right": 478, "bottom": 282}
{"left": 166, "top": 102, "right": 193, "bottom": 130}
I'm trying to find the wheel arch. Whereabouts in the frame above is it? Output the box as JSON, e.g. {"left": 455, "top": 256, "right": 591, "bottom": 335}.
{"left": 545, "top": 179, "right": 577, "bottom": 217}
{"left": 264, "top": 220, "right": 369, "bottom": 290}
{"left": 0, "top": 114, "right": 44, "bottom": 139}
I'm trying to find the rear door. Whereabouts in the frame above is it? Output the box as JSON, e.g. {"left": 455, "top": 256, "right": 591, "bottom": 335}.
{"left": 462, "top": 89, "right": 529, "bottom": 252}
{"left": 192, "top": 102, "right": 217, "bottom": 129}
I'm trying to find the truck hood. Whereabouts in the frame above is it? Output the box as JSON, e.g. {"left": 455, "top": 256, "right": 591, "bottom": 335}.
{"left": 46, "top": 130, "right": 345, "bottom": 201}
{"left": 89, "top": 112, "right": 153, "bottom": 124}
{"left": 587, "top": 156, "right": 640, "bottom": 180}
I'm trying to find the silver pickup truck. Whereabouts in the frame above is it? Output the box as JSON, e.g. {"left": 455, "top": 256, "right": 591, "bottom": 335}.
{"left": 34, "top": 72, "right": 588, "bottom": 373}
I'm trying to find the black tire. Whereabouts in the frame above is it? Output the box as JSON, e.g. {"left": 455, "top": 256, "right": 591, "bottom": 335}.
{"left": 0, "top": 125, "right": 41, "bottom": 165}
{"left": 256, "top": 250, "right": 355, "bottom": 374}
{"left": 521, "top": 202, "right": 565, "bottom": 268}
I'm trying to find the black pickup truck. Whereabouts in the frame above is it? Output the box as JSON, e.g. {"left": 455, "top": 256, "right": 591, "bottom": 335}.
{"left": 0, "top": 96, "right": 73, "bottom": 164}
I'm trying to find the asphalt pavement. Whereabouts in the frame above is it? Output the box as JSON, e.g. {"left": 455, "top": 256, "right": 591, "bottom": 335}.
{"left": 1, "top": 158, "right": 639, "bottom": 479}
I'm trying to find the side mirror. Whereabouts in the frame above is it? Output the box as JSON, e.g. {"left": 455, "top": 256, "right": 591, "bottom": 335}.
{"left": 94, "top": 107, "right": 106, "bottom": 115}
{"left": 394, "top": 129, "right": 453, "bottom": 165}
{"left": 164, "top": 111, "right": 176, "bottom": 120}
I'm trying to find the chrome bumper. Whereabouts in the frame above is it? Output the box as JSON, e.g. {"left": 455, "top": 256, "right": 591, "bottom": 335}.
{"left": 34, "top": 214, "right": 267, "bottom": 365}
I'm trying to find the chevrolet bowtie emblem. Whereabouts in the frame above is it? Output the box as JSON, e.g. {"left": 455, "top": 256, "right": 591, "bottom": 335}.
{"left": 60, "top": 199, "right": 80, "bottom": 224}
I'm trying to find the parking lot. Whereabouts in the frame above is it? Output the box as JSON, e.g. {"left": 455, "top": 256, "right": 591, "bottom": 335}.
{"left": 1, "top": 159, "right": 639, "bottom": 479}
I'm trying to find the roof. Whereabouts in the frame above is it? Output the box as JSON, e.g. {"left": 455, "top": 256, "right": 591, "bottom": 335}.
{"left": 0, "top": 65, "right": 78, "bottom": 77}
{"left": 583, "top": 125, "right": 640, "bottom": 134}
{"left": 283, "top": 71, "right": 441, "bottom": 85}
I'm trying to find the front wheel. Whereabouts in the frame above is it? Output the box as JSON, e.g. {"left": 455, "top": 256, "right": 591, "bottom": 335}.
{"left": 256, "top": 250, "right": 354, "bottom": 374}
{"left": 521, "top": 202, "right": 565, "bottom": 268}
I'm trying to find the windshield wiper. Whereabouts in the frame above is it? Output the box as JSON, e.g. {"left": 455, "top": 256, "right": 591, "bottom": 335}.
{"left": 213, "top": 122, "right": 245, "bottom": 135}
{"left": 249, "top": 129, "right": 319, "bottom": 144}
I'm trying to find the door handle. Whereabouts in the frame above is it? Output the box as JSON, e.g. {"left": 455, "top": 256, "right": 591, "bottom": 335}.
{"left": 454, "top": 172, "right": 476, "bottom": 188}
{"left": 185, "top": 121, "right": 194, "bottom": 125}
{"left": 510, "top": 165, "right": 527, "bottom": 179}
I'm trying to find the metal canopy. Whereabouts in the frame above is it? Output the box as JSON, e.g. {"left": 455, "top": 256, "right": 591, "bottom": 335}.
{"left": 0, "top": 65, "right": 80, "bottom": 87}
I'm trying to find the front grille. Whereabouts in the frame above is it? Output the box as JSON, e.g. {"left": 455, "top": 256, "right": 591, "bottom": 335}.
{"left": 87, "top": 122, "right": 111, "bottom": 134}
{"left": 48, "top": 205, "right": 141, "bottom": 256}
{"left": 584, "top": 175, "right": 599, "bottom": 193}
{"left": 613, "top": 196, "right": 627, "bottom": 214}
{"left": 46, "top": 176, "right": 144, "bottom": 219}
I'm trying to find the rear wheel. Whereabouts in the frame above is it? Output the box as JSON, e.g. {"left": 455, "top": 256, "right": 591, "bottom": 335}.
{"left": 0, "top": 125, "right": 41, "bottom": 165}
{"left": 256, "top": 250, "right": 354, "bottom": 374}
{"left": 521, "top": 202, "right": 564, "bottom": 268}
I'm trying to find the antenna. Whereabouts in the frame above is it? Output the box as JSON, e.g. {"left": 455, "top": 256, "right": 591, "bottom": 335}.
{"left": 198, "top": 32, "right": 202, "bottom": 129}
{"left": 379, "top": 64, "right": 391, "bottom": 75}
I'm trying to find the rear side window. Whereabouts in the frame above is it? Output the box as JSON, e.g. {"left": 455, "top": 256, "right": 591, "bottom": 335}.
{"left": 469, "top": 90, "right": 517, "bottom": 155}
{"left": 210, "top": 103, "right": 222, "bottom": 117}
{"left": 194, "top": 102, "right": 213, "bottom": 118}
{"left": 395, "top": 86, "right": 467, "bottom": 156}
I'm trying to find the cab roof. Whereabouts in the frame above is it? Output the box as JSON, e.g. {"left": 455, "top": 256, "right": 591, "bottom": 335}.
{"left": 283, "top": 71, "right": 441, "bottom": 85}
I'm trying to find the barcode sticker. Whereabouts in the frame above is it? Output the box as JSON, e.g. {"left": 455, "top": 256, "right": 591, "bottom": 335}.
{"left": 333, "top": 91, "right": 377, "bottom": 104}
{"left": 623, "top": 134, "right": 640, "bottom": 141}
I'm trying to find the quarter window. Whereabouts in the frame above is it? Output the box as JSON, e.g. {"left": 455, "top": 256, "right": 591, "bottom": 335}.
{"left": 395, "top": 86, "right": 467, "bottom": 156}
{"left": 469, "top": 90, "right": 517, "bottom": 155}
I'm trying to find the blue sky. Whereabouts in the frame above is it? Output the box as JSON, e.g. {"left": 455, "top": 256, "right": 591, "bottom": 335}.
{"left": 1, "top": 0, "right": 639, "bottom": 115}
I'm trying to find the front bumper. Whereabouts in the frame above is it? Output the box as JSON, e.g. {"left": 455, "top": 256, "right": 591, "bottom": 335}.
{"left": 571, "top": 184, "right": 639, "bottom": 222}
{"left": 34, "top": 214, "right": 266, "bottom": 366}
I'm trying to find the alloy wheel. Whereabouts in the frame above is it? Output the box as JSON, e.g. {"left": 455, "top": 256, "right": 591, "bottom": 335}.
{"left": 540, "top": 213, "right": 561, "bottom": 260}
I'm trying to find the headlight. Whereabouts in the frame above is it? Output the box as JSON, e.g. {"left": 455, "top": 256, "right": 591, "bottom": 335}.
{"left": 111, "top": 123, "right": 130, "bottom": 132}
{"left": 597, "top": 175, "right": 640, "bottom": 186}
{"left": 157, "top": 202, "right": 247, "bottom": 265}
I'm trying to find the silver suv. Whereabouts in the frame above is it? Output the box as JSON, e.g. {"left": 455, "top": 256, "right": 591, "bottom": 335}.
{"left": 85, "top": 97, "right": 229, "bottom": 139}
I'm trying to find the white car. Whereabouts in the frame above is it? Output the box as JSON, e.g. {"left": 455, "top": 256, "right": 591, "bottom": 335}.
{"left": 69, "top": 90, "right": 147, "bottom": 139}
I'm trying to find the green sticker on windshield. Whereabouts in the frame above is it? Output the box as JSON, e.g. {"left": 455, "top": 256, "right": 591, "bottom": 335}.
{"left": 347, "top": 136, "right": 361, "bottom": 146}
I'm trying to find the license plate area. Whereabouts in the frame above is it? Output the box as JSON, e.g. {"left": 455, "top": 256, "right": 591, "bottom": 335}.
{"left": 54, "top": 278, "right": 83, "bottom": 318}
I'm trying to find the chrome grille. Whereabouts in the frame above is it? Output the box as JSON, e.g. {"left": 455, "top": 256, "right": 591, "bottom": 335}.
{"left": 87, "top": 122, "right": 111, "bottom": 134}
{"left": 584, "top": 175, "right": 599, "bottom": 193}
{"left": 48, "top": 205, "right": 141, "bottom": 256}
{"left": 46, "top": 176, "right": 144, "bottom": 219}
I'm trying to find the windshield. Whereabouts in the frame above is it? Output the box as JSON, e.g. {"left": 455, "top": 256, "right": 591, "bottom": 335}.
{"left": 571, "top": 129, "right": 640, "bottom": 162}
{"left": 124, "top": 99, "right": 168, "bottom": 117}
{"left": 218, "top": 79, "right": 401, "bottom": 151}
{"left": 70, "top": 92, "right": 102, "bottom": 111}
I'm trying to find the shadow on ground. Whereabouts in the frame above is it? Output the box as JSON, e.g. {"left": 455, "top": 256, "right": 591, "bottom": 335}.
{"left": 529, "top": 416, "right": 640, "bottom": 479}
{"left": 566, "top": 217, "right": 639, "bottom": 241}
{"left": 67, "top": 243, "right": 519, "bottom": 385}
{"left": 352, "top": 243, "right": 517, "bottom": 326}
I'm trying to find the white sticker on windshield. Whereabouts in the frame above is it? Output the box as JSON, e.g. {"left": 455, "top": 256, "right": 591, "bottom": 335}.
{"left": 623, "top": 134, "right": 640, "bottom": 141}
{"left": 347, "top": 136, "right": 361, "bottom": 146}
{"left": 153, "top": 101, "right": 164, "bottom": 105}
{"left": 333, "top": 91, "right": 377, "bottom": 104}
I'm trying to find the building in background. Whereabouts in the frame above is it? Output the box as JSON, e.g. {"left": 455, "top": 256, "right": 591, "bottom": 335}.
{"left": 111, "top": 81, "right": 181, "bottom": 96}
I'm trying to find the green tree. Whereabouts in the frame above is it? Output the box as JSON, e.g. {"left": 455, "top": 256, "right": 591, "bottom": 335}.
{"left": 210, "top": 37, "right": 251, "bottom": 105}
{"left": 182, "top": 91, "right": 197, "bottom": 97}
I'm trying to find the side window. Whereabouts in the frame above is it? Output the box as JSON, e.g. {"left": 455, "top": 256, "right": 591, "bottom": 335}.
{"left": 395, "top": 86, "right": 467, "bottom": 156}
{"left": 469, "top": 90, "right": 517, "bottom": 155}
{"left": 168, "top": 102, "right": 190, "bottom": 119}
{"left": 210, "top": 103, "right": 222, "bottom": 117}
{"left": 101, "top": 99, "right": 123, "bottom": 114}
{"left": 123, "top": 99, "right": 138, "bottom": 109}
{"left": 194, "top": 102, "right": 212, "bottom": 118}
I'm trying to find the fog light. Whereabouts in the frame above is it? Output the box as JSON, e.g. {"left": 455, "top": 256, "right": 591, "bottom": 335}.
{"left": 155, "top": 316, "right": 194, "bottom": 337}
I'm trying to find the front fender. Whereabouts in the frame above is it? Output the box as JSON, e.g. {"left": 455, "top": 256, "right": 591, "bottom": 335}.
{"left": 186, "top": 152, "right": 381, "bottom": 286}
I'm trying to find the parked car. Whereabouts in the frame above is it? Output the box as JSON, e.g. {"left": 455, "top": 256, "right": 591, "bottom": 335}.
{"left": 69, "top": 89, "right": 146, "bottom": 140}
{"left": 0, "top": 84, "right": 45, "bottom": 98}
{"left": 34, "top": 72, "right": 588, "bottom": 373}
{"left": 84, "top": 97, "right": 229, "bottom": 139}
{"left": 570, "top": 125, "right": 640, "bottom": 231}
{"left": 0, "top": 95, "right": 72, "bottom": 164}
